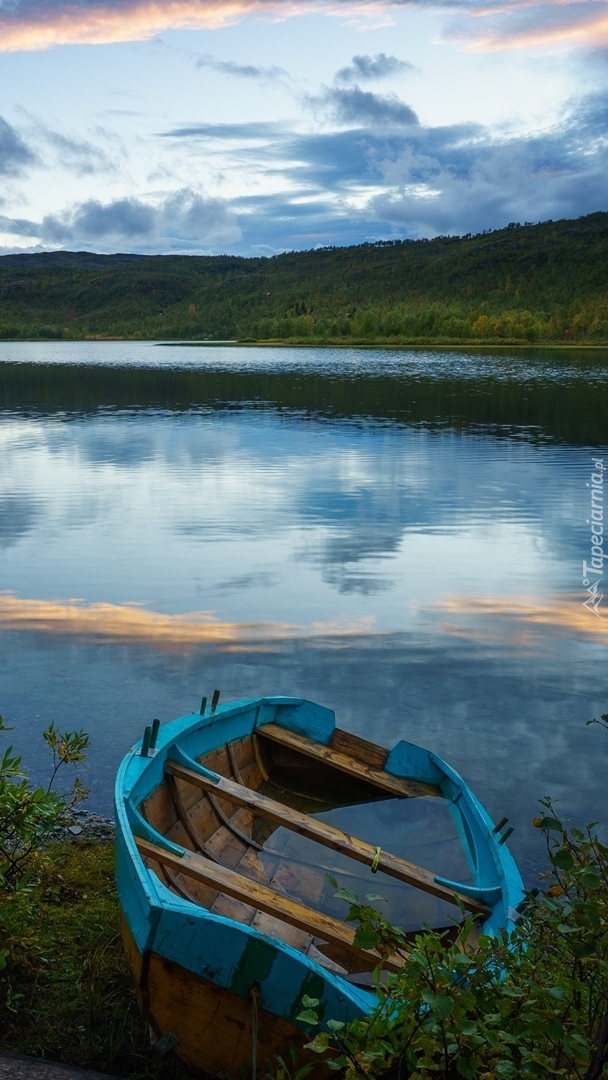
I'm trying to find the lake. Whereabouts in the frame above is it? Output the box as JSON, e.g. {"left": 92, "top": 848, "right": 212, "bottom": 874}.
{"left": 1, "top": 341, "right": 607, "bottom": 887}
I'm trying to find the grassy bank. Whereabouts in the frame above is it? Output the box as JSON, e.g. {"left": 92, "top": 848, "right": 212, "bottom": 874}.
{"left": 0, "top": 838, "right": 198, "bottom": 1080}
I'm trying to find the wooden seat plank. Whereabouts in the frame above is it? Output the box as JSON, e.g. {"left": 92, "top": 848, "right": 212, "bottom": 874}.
{"left": 136, "top": 838, "right": 403, "bottom": 972}
{"left": 330, "top": 728, "right": 389, "bottom": 770}
{"left": 165, "top": 760, "right": 488, "bottom": 915}
{"left": 257, "top": 723, "right": 440, "bottom": 799}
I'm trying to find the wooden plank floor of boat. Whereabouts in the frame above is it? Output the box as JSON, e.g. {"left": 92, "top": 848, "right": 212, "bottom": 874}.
{"left": 142, "top": 733, "right": 356, "bottom": 970}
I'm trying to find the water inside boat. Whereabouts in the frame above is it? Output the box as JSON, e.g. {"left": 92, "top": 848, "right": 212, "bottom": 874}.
{"left": 261, "top": 797, "right": 472, "bottom": 930}
{"left": 140, "top": 726, "right": 475, "bottom": 981}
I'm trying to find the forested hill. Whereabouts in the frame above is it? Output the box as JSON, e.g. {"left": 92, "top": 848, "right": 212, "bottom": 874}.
{"left": 2, "top": 211, "right": 608, "bottom": 345}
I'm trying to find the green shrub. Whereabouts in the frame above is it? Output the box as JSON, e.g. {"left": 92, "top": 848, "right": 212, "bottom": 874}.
{"left": 0, "top": 715, "right": 89, "bottom": 888}
{"left": 0, "top": 714, "right": 90, "bottom": 1009}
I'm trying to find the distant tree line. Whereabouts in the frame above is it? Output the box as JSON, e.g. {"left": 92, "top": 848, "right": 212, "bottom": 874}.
{"left": 2, "top": 212, "right": 608, "bottom": 344}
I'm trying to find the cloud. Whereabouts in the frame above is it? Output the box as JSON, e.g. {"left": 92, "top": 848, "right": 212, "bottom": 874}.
{"left": 3, "top": 111, "right": 118, "bottom": 178}
{"left": 232, "top": 90, "right": 608, "bottom": 243}
{"left": 365, "top": 103, "right": 608, "bottom": 235}
{"left": 438, "top": 1, "right": 608, "bottom": 53}
{"left": 41, "top": 128, "right": 115, "bottom": 176}
{"left": 0, "top": 0, "right": 397, "bottom": 53}
{"left": 57, "top": 197, "right": 155, "bottom": 240}
{"left": 0, "top": 188, "right": 241, "bottom": 251}
{"left": 335, "top": 53, "right": 414, "bottom": 84}
{"left": 161, "top": 120, "right": 288, "bottom": 140}
{"left": 0, "top": 115, "right": 36, "bottom": 175}
{"left": 0, "top": 0, "right": 604, "bottom": 55}
{"left": 196, "top": 53, "right": 287, "bottom": 80}
{"left": 0, "top": 0, "right": 260, "bottom": 51}
{"left": 313, "top": 87, "right": 419, "bottom": 127}
{"left": 3, "top": 91, "right": 608, "bottom": 255}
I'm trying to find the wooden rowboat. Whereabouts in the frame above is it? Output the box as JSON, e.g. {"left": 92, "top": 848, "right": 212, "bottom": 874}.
{"left": 115, "top": 695, "right": 524, "bottom": 1078}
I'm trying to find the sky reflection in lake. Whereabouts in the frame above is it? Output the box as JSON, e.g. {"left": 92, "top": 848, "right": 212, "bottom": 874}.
{"left": 0, "top": 342, "right": 607, "bottom": 885}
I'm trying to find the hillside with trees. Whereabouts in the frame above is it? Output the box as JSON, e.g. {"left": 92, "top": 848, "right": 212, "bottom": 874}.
{"left": 2, "top": 212, "right": 608, "bottom": 344}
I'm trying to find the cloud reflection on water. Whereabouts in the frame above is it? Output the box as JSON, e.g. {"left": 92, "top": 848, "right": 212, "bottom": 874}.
{"left": 0, "top": 593, "right": 376, "bottom": 648}
{"left": 0, "top": 590, "right": 605, "bottom": 652}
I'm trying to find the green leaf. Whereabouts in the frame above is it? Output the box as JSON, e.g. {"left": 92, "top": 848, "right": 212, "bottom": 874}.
{"left": 304, "top": 1033, "right": 330, "bottom": 1054}
{"left": 460, "top": 1020, "right": 478, "bottom": 1036}
{"left": 535, "top": 817, "right": 563, "bottom": 831}
{"left": 421, "top": 990, "right": 454, "bottom": 1020}
{"left": 571, "top": 940, "right": 596, "bottom": 958}
{"left": 300, "top": 995, "right": 319, "bottom": 1008}
{"left": 333, "top": 887, "right": 359, "bottom": 903}
{"left": 453, "top": 952, "right": 473, "bottom": 968}
{"left": 579, "top": 869, "right": 601, "bottom": 889}
{"left": 364, "top": 893, "right": 386, "bottom": 903}
{"left": 551, "top": 849, "right": 574, "bottom": 870}
{"left": 457, "top": 1058, "right": 478, "bottom": 1078}
{"left": 546, "top": 1020, "right": 564, "bottom": 1041}
{"left": 353, "top": 924, "right": 379, "bottom": 950}
{"left": 294, "top": 1066, "right": 315, "bottom": 1080}
{"left": 296, "top": 1010, "right": 319, "bottom": 1026}
{"left": 495, "top": 1061, "right": 517, "bottom": 1078}
{"left": 324, "top": 874, "right": 338, "bottom": 889}
{"left": 326, "top": 1020, "right": 345, "bottom": 1032}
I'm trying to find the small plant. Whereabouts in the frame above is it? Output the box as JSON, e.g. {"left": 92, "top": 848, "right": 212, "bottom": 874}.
{"left": 43, "top": 721, "right": 90, "bottom": 805}
{"left": 0, "top": 714, "right": 91, "bottom": 1011}
{"left": 0, "top": 715, "right": 90, "bottom": 888}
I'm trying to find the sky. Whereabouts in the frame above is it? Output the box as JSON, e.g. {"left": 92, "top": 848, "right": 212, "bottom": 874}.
{"left": 1, "top": 0, "right": 608, "bottom": 254}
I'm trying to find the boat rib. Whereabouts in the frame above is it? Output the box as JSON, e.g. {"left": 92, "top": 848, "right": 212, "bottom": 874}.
{"left": 165, "top": 773, "right": 223, "bottom": 863}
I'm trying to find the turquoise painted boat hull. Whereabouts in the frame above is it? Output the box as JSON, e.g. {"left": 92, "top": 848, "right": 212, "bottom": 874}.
{"left": 114, "top": 696, "right": 525, "bottom": 1077}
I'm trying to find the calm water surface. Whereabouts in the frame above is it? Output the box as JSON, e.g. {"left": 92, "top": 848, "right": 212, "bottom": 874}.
{"left": 1, "top": 342, "right": 607, "bottom": 886}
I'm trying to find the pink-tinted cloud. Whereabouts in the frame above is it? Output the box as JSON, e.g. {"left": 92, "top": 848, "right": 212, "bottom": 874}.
{"left": 464, "top": 3, "right": 608, "bottom": 51}
{"left": 0, "top": 0, "right": 264, "bottom": 51}
{"left": 0, "top": 0, "right": 603, "bottom": 55}
{"left": 440, "top": 0, "right": 608, "bottom": 52}
{"left": 0, "top": 0, "right": 388, "bottom": 52}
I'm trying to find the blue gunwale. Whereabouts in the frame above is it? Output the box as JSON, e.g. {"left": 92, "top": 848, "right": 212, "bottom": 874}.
{"left": 115, "top": 696, "right": 525, "bottom": 1034}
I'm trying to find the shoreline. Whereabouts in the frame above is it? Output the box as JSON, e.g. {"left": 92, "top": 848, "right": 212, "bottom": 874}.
{"left": 3, "top": 338, "right": 608, "bottom": 351}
